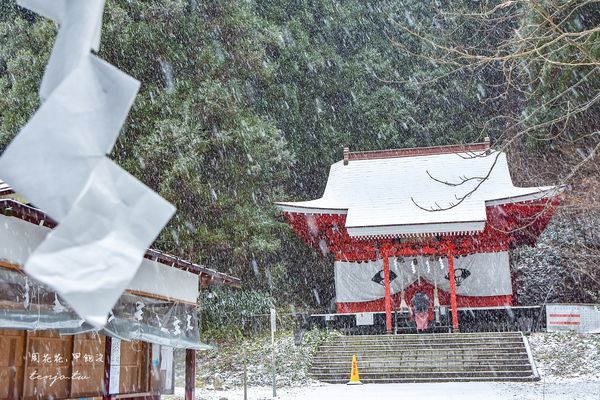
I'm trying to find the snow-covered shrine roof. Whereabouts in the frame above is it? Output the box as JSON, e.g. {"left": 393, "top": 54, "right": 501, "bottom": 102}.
{"left": 276, "top": 140, "right": 560, "bottom": 238}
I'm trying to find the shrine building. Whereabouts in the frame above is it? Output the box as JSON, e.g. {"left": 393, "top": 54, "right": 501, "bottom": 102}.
{"left": 276, "top": 139, "right": 561, "bottom": 333}
{"left": 0, "top": 182, "right": 239, "bottom": 400}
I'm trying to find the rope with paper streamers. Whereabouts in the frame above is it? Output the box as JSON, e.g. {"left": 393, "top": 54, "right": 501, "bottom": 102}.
{"left": 0, "top": 0, "right": 175, "bottom": 327}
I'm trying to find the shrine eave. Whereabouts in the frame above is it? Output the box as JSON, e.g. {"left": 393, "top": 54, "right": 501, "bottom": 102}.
{"left": 485, "top": 186, "right": 562, "bottom": 206}
{"left": 346, "top": 221, "right": 485, "bottom": 240}
{"left": 275, "top": 186, "right": 562, "bottom": 239}
{"left": 274, "top": 202, "right": 348, "bottom": 215}
{"left": 275, "top": 186, "right": 559, "bottom": 213}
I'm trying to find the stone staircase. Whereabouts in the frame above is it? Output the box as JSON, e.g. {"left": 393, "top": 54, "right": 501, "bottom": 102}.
{"left": 310, "top": 332, "right": 539, "bottom": 383}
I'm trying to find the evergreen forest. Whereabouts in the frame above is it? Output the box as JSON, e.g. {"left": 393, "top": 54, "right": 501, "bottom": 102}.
{"left": 1, "top": 0, "right": 598, "bottom": 314}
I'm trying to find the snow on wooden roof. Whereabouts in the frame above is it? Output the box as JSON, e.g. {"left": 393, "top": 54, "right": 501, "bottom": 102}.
{"left": 0, "top": 197, "right": 241, "bottom": 288}
{"left": 276, "top": 141, "right": 560, "bottom": 238}
{"left": 0, "top": 179, "right": 12, "bottom": 194}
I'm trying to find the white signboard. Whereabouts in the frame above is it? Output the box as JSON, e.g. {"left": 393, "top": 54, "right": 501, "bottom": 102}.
{"left": 355, "top": 312, "right": 374, "bottom": 326}
{"left": 109, "top": 338, "right": 121, "bottom": 394}
{"left": 546, "top": 304, "right": 600, "bottom": 333}
{"left": 270, "top": 308, "right": 277, "bottom": 333}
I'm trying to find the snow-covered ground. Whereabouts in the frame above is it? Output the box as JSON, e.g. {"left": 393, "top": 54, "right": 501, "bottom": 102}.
{"left": 170, "top": 380, "right": 600, "bottom": 400}
{"left": 165, "top": 331, "right": 600, "bottom": 400}
{"left": 529, "top": 332, "right": 600, "bottom": 380}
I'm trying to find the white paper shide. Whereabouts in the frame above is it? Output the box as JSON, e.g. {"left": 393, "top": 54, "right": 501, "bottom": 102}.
{"left": 0, "top": 0, "right": 175, "bottom": 327}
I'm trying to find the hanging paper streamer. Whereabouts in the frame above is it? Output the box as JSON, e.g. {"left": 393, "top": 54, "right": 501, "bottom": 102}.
{"left": 134, "top": 301, "right": 145, "bottom": 321}
{"left": 173, "top": 317, "right": 182, "bottom": 335}
{"left": 0, "top": 0, "right": 175, "bottom": 327}
{"left": 186, "top": 314, "right": 193, "bottom": 331}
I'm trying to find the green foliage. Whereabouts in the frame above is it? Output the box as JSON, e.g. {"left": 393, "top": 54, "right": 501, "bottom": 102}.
{"left": 518, "top": 1, "right": 600, "bottom": 151}
{"left": 253, "top": 0, "right": 494, "bottom": 198}
{"left": 0, "top": 14, "right": 53, "bottom": 148}
{"left": 199, "top": 287, "right": 275, "bottom": 338}
{"left": 99, "top": 1, "right": 294, "bottom": 282}
{"left": 0, "top": 0, "right": 296, "bottom": 289}
{"left": 1, "top": 0, "right": 595, "bottom": 312}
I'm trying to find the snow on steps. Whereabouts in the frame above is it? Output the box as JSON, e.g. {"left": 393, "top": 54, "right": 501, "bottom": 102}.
{"left": 310, "top": 332, "right": 540, "bottom": 384}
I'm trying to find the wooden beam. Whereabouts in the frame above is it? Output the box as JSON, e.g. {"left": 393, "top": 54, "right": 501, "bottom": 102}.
{"left": 185, "top": 349, "right": 196, "bottom": 400}
{"left": 0, "top": 261, "right": 23, "bottom": 271}
{"left": 21, "top": 331, "right": 29, "bottom": 400}
{"left": 125, "top": 289, "right": 198, "bottom": 307}
{"left": 103, "top": 336, "right": 113, "bottom": 400}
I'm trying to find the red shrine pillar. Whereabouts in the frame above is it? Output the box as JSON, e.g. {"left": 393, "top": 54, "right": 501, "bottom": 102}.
{"left": 446, "top": 243, "right": 460, "bottom": 332}
{"left": 382, "top": 247, "right": 393, "bottom": 333}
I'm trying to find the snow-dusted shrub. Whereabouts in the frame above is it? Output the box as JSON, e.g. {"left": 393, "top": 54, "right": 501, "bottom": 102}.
{"left": 191, "top": 328, "right": 341, "bottom": 388}
{"left": 200, "top": 287, "right": 277, "bottom": 338}
{"left": 512, "top": 210, "right": 600, "bottom": 305}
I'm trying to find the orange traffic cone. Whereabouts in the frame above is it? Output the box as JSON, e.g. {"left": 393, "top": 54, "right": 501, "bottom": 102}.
{"left": 347, "top": 354, "right": 363, "bottom": 385}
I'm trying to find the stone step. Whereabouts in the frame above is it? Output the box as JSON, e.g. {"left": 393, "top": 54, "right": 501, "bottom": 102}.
{"left": 309, "top": 332, "right": 537, "bottom": 384}
{"left": 318, "top": 346, "right": 526, "bottom": 357}
{"left": 312, "top": 370, "right": 535, "bottom": 379}
{"left": 310, "top": 363, "right": 531, "bottom": 375}
{"left": 312, "top": 360, "right": 531, "bottom": 368}
{"left": 312, "top": 356, "right": 529, "bottom": 366}
{"left": 314, "top": 370, "right": 533, "bottom": 375}
{"left": 324, "top": 343, "right": 524, "bottom": 348}
{"left": 314, "top": 351, "right": 527, "bottom": 358}
{"left": 322, "top": 346, "right": 525, "bottom": 352}
{"left": 312, "top": 362, "right": 532, "bottom": 370}
{"left": 313, "top": 348, "right": 528, "bottom": 356}
{"left": 318, "top": 343, "right": 526, "bottom": 349}
{"left": 323, "top": 340, "right": 525, "bottom": 347}
{"left": 312, "top": 365, "right": 533, "bottom": 373}
{"left": 326, "top": 334, "right": 524, "bottom": 342}
{"left": 311, "top": 360, "right": 532, "bottom": 368}
{"left": 312, "top": 355, "right": 529, "bottom": 365}
{"left": 325, "top": 336, "right": 525, "bottom": 341}
{"left": 326, "top": 342, "right": 525, "bottom": 347}
{"left": 324, "top": 337, "right": 525, "bottom": 344}
{"left": 336, "top": 333, "right": 523, "bottom": 340}
{"left": 310, "top": 359, "right": 534, "bottom": 367}
{"left": 335, "top": 334, "right": 523, "bottom": 340}
{"left": 314, "top": 376, "right": 539, "bottom": 384}
{"left": 312, "top": 369, "right": 533, "bottom": 376}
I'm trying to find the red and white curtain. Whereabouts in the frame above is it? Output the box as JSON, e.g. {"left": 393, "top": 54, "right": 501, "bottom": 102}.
{"left": 334, "top": 251, "right": 512, "bottom": 304}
